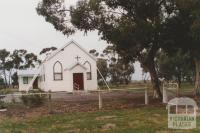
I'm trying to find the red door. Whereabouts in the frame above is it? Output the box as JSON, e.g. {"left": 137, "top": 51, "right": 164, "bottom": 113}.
{"left": 73, "top": 73, "right": 84, "bottom": 90}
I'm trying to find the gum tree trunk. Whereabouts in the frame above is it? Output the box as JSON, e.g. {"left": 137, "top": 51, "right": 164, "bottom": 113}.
{"left": 177, "top": 74, "right": 181, "bottom": 89}
{"left": 3, "top": 69, "right": 7, "bottom": 87}
{"left": 146, "top": 59, "right": 162, "bottom": 99}
{"left": 141, "top": 45, "right": 162, "bottom": 100}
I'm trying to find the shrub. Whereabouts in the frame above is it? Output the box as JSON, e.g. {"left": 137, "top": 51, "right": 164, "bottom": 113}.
{"left": 0, "top": 100, "right": 6, "bottom": 109}
{"left": 21, "top": 90, "right": 47, "bottom": 107}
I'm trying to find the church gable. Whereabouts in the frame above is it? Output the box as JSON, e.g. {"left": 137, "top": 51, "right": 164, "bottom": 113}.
{"left": 43, "top": 40, "right": 97, "bottom": 85}
{"left": 43, "top": 40, "right": 97, "bottom": 78}
{"left": 18, "top": 40, "right": 98, "bottom": 92}
{"left": 46, "top": 40, "right": 96, "bottom": 62}
{"left": 67, "top": 62, "right": 87, "bottom": 71}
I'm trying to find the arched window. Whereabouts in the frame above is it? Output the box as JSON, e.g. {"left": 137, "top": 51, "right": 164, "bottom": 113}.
{"left": 53, "top": 61, "right": 63, "bottom": 80}
{"left": 84, "top": 61, "right": 92, "bottom": 80}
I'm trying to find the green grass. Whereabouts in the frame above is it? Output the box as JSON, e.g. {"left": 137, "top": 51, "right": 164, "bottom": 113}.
{"left": 0, "top": 88, "right": 18, "bottom": 94}
{"left": 100, "top": 81, "right": 150, "bottom": 90}
{"left": 0, "top": 106, "right": 200, "bottom": 133}
{"left": 0, "top": 82, "right": 198, "bottom": 133}
{"left": 179, "top": 83, "right": 194, "bottom": 93}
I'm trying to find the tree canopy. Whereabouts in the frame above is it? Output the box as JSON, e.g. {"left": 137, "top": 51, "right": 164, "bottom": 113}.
{"left": 40, "top": 47, "right": 57, "bottom": 55}
{"left": 157, "top": 50, "right": 194, "bottom": 87}
{"left": 37, "top": 0, "right": 200, "bottom": 98}
{"left": 0, "top": 49, "right": 41, "bottom": 87}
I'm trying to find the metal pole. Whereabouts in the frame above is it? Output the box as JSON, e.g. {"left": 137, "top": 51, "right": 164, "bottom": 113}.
{"left": 97, "top": 67, "right": 111, "bottom": 91}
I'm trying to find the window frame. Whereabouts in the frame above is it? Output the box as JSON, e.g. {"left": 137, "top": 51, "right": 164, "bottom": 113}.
{"left": 86, "top": 72, "right": 92, "bottom": 80}
{"left": 54, "top": 73, "right": 63, "bottom": 81}
{"left": 23, "top": 77, "right": 29, "bottom": 84}
{"left": 84, "top": 61, "right": 92, "bottom": 80}
{"left": 53, "top": 61, "right": 63, "bottom": 81}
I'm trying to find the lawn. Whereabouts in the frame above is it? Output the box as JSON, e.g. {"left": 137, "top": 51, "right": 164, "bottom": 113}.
{"left": 0, "top": 106, "right": 199, "bottom": 133}
{"left": 0, "top": 88, "right": 18, "bottom": 94}
{"left": 0, "top": 82, "right": 198, "bottom": 133}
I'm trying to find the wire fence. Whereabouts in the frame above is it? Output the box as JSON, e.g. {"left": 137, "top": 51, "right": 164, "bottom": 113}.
{"left": 0, "top": 88, "right": 149, "bottom": 113}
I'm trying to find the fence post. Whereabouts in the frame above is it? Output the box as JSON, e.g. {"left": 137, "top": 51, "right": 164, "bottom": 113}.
{"left": 48, "top": 90, "right": 52, "bottom": 113}
{"left": 99, "top": 91, "right": 102, "bottom": 109}
{"left": 145, "top": 88, "right": 149, "bottom": 105}
{"left": 163, "top": 85, "right": 168, "bottom": 103}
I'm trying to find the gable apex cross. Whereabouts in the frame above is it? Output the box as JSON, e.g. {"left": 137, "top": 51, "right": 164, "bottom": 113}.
{"left": 75, "top": 55, "right": 81, "bottom": 62}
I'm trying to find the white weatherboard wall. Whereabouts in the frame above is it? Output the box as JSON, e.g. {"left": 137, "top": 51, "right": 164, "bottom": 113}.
{"left": 18, "top": 76, "right": 40, "bottom": 91}
{"left": 18, "top": 41, "right": 98, "bottom": 92}
{"left": 42, "top": 41, "right": 97, "bottom": 92}
{"left": 18, "top": 69, "right": 41, "bottom": 91}
{"left": 18, "top": 76, "right": 32, "bottom": 91}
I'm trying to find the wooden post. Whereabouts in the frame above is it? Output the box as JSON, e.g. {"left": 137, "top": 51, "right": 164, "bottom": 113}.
{"left": 163, "top": 85, "right": 168, "bottom": 103}
{"left": 48, "top": 90, "right": 52, "bottom": 113}
{"left": 186, "top": 105, "right": 188, "bottom": 114}
{"left": 145, "top": 88, "right": 149, "bottom": 105}
{"left": 98, "top": 91, "right": 102, "bottom": 109}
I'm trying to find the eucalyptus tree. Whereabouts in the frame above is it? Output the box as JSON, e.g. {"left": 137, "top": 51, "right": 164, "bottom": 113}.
{"left": 0, "top": 77, "right": 4, "bottom": 87}
{"left": 37, "top": 0, "right": 176, "bottom": 99}
{"left": 162, "top": 0, "right": 200, "bottom": 94}
{"left": 5, "top": 60, "right": 14, "bottom": 85}
{"left": 89, "top": 49, "right": 109, "bottom": 84}
{"left": 103, "top": 45, "right": 134, "bottom": 85}
{"left": 0, "top": 49, "right": 10, "bottom": 86}
{"left": 90, "top": 46, "right": 134, "bottom": 85}
{"left": 89, "top": 49, "right": 99, "bottom": 57}
{"left": 11, "top": 49, "right": 41, "bottom": 69}
{"left": 89, "top": 49, "right": 108, "bottom": 84}
{"left": 23, "top": 53, "right": 41, "bottom": 69}
{"left": 157, "top": 50, "right": 194, "bottom": 88}
{"left": 97, "top": 58, "right": 109, "bottom": 85}
{"left": 40, "top": 46, "right": 57, "bottom": 56}
{"left": 11, "top": 49, "right": 27, "bottom": 69}
{"left": 10, "top": 49, "right": 41, "bottom": 86}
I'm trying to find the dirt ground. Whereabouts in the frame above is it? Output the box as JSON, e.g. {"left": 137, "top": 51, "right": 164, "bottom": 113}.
{"left": 0, "top": 91, "right": 162, "bottom": 120}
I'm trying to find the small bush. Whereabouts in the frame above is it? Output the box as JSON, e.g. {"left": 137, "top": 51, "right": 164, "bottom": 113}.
{"left": 0, "top": 100, "right": 6, "bottom": 109}
{"left": 0, "top": 94, "right": 6, "bottom": 109}
{"left": 21, "top": 90, "right": 47, "bottom": 107}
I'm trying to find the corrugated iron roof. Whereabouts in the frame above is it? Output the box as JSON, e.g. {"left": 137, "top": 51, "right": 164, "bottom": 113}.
{"left": 17, "top": 69, "right": 39, "bottom": 76}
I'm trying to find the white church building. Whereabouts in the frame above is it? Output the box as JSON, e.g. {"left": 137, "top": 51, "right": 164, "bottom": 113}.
{"left": 17, "top": 40, "right": 98, "bottom": 92}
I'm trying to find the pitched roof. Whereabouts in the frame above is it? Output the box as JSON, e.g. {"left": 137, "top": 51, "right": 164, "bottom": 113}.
{"left": 45, "top": 40, "right": 97, "bottom": 62}
{"left": 17, "top": 69, "right": 39, "bottom": 76}
{"left": 65, "top": 62, "right": 87, "bottom": 71}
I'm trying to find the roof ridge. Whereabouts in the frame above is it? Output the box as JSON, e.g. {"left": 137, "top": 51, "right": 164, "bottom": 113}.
{"left": 45, "top": 40, "right": 96, "bottom": 62}
{"left": 64, "top": 62, "right": 87, "bottom": 71}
